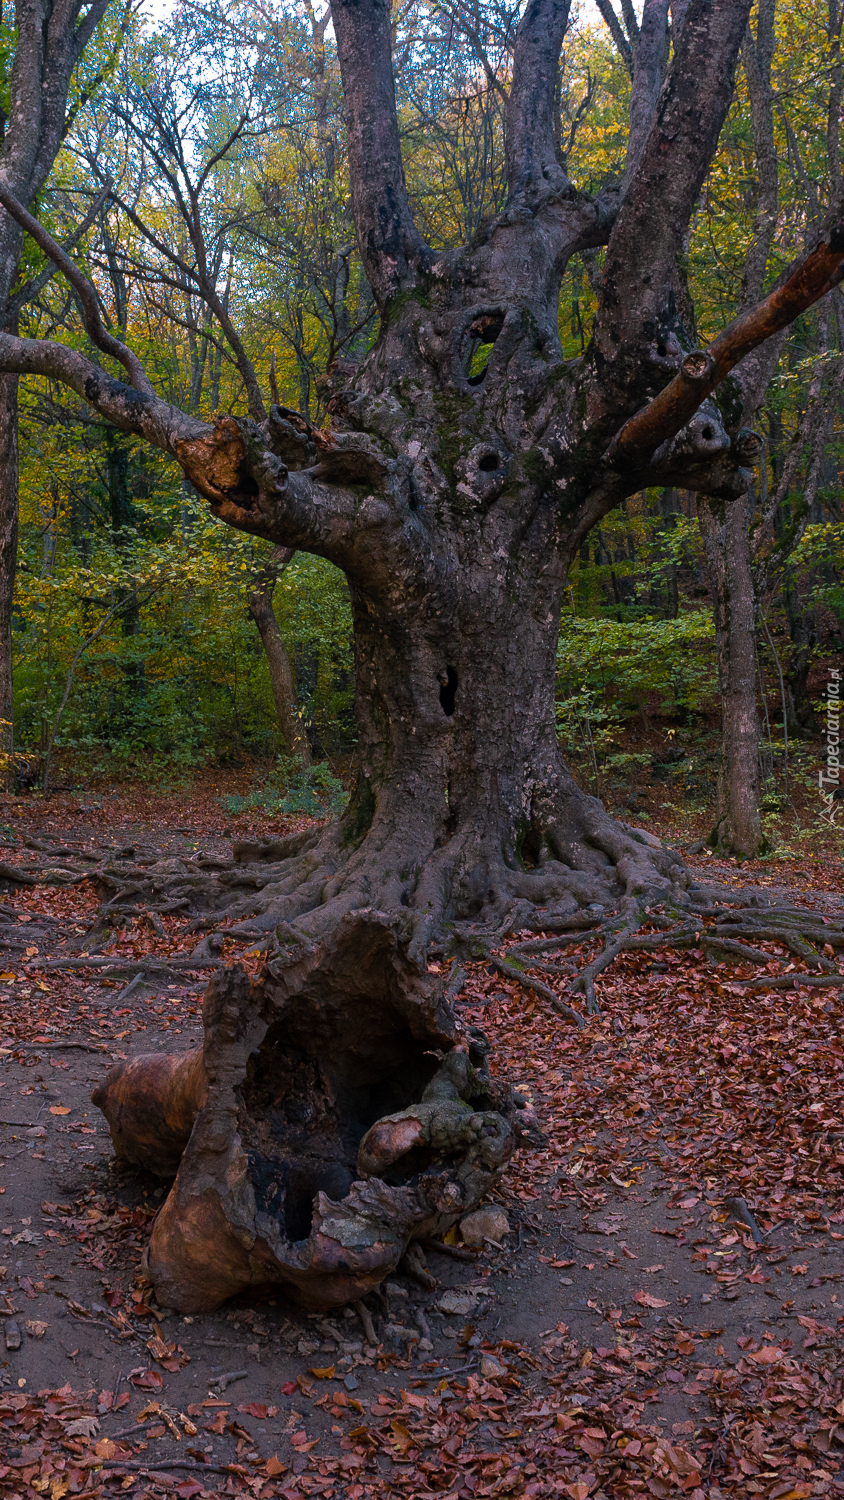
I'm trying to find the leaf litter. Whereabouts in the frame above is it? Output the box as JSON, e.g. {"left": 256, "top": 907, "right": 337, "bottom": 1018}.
{"left": 0, "top": 796, "right": 841, "bottom": 1497}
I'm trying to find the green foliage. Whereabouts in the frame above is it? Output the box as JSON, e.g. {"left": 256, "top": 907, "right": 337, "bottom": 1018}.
{"left": 223, "top": 757, "right": 347, "bottom": 818}
{"left": 555, "top": 611, "right": 717, "bottom": 783}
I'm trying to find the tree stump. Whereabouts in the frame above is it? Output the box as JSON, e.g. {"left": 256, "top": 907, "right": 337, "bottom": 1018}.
{"left": 93, "top": 910, "right": 539, "bottom": 1312}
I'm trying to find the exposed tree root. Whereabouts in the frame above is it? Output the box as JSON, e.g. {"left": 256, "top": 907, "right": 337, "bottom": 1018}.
{"left": 2, "top": 824, "right": 842, "bottom": 1029}
{"left": 3, "top": 817, "right": 842, "bottom": 1315}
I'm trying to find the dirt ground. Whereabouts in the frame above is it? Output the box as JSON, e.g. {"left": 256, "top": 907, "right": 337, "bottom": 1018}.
{"left": 0, "top": 786, "right": 842, "bottom": 1499}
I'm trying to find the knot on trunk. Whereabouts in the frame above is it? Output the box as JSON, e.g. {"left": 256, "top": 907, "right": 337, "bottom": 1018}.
{"left": 92, "top": 911, "right": 530, "bottom": 1312}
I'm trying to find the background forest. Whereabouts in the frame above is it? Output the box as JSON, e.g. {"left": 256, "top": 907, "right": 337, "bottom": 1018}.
{"left": 8, "top": 0, "right": 844, "bottom": 847}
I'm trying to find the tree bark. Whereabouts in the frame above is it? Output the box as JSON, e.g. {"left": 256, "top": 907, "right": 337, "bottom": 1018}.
{"left": 699, "top": 491, "right": 763, "bottom": 857}
{"left": 0, "top": 368, "right": 17, "bottom": 793}
{"left": 94, "top": 922, "right": 539, "bottom": 1312}
{"left": 248, "top": 546, "right": 312, "bottom": 765}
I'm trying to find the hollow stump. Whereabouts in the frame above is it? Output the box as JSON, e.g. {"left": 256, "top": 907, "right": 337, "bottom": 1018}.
{"left": 92, "top": 910, "right": 538, "bottom": 1312}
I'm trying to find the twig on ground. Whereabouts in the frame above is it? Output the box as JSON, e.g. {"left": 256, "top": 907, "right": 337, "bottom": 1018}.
{"left": 115, "top": 973, "right": 145, "bottom": 1003}
{"left": 208, "top": 1369, "right": 248, "bottom": 1392}
{"left": 97, "top": 1459, "right": 242, "bottom": 1476}
{"left": 420, "top": 1237, "right": 478, "bottom": 1261}
{"left": 355, "top": 1300, "right": 378, "bottom": 1345}
{"left": 19, "top": 1041, "right": 108, "bottom": 1053}
{"left": 724, "top": 1196, "right": 766, "bottom": 1243}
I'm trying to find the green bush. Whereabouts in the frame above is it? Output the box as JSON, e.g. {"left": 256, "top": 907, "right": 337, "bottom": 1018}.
{"left": 223, "top": 757, "right": 348, "bottom": 819}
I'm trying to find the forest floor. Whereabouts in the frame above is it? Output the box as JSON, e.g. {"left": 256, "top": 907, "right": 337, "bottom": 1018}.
{"left": 0, "top": 777, "right": 842, "bottom": 1500}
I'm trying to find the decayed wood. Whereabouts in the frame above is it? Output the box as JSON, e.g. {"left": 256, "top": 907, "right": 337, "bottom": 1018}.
{"left": 92, "top": 1048, "right": 208, "bottom": 1177}
{"left": 93, "top": 913, "right": 539, "bottom": 1312}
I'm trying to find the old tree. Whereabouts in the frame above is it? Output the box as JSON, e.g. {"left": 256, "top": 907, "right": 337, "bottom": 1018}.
{"left": 2, "top": 0, "right": 844, "bottom": 1310}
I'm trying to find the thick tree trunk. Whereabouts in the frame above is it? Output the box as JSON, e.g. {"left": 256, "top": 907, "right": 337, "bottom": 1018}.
{"left": 93, "top": 917, "right": 538, "bottom": 1312}
{"left": 248, "top": 546, "right": 312, "bottom": 765}
{"left": 0, "top": 369, "right": 18, "bottom": 794}
{"left": 211, "top": 523, "right": 690, "bottom": 955}
{"left": 700, "top": 492, "right": 763, "bottom": 857}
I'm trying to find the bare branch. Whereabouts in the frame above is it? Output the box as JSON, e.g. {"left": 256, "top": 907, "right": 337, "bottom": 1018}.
{"left": 506, "top": 0, "right": 572, "bottom": 208}
{"left": 5, "top": 178, "right": 112, "bottom": 322}
{"left": 739, "top": 0, "right": 777, "bottom": 307}
{"left": 593, "top": 0, "right": 633, "bottom": 76}
{"left": 607, "top": 228, "right": 844, "bottom": 469}
{"left": 0, "top": 183, "right": 154, "bottom": 395}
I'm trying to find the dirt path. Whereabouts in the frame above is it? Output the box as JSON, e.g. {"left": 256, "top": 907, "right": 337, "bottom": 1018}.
{"left": 0, "top": 793, "right": 841, "bottom": 1499}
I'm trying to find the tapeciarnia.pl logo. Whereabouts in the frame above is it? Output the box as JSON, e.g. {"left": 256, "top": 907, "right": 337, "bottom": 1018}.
{"left": 819, "top": 668, "right": 841, "bottom": 825}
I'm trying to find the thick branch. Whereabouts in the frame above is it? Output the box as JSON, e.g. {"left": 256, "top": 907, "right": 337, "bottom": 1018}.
{"left": 622, "top": 0, "right": 670, "bottom": 192}
{"left": 595, "top": 0, "right": 753, "bottom": 386}
{"left": 0, "top": 183, "right": 154, "bottom": 395}
{"left": 0, "top": 330, "right": 361, "bottom": 562}
{"left": 331, "top": 0, "right": 430, "bottom": 305}
{"left": 506, "top": 0, "right": 572, "bottom": 207}
{"left": 607, "top": 230, "right": 844, "bottom": 469}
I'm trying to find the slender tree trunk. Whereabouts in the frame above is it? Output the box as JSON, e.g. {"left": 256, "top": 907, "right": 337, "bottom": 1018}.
{"left": 700, "top": 492, "right": 763, "bottom": 857}
{"left": 0, "top": 368, "right": 18, "bottom": 793}
{"left": 248, "top": 547, "right": 311, "bottom": 765}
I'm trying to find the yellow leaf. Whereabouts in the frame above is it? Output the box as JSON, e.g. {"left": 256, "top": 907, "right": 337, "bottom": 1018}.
{"left": 0, "top": 972, "right": 16, "bottom": 982}
{"left": 49, "top": 1106, "right": 70, "bottom": 1116}
{"left": 308, "top": 1365, "right": 335, "bottom": 1379}
{"left": 389, "top": 1419, "right": 413, "bottom": 1455}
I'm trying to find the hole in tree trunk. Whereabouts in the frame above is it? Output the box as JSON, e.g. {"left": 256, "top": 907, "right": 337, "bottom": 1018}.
{"left": 439, "top": 665, "right": 458, "bottom": 716}
{"left": 238, "top": 472, "right": 260, "bottom": 499}
{"left": 237, "top": 1020, "right": 441, "bottom": 1245}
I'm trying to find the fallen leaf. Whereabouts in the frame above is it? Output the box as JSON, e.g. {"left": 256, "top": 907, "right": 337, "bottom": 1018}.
{"left": 63, "top": 1416, "right": 99, "bottom": 1439}
{"left": 49, "top": 1106, "right": 70, "bottom": 1116}
{"left": 129, "top": 1368, "right": 164, "bottom": 1390}
{"left": 633, "top": 1290, "right": 669, "bottom": 1308}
